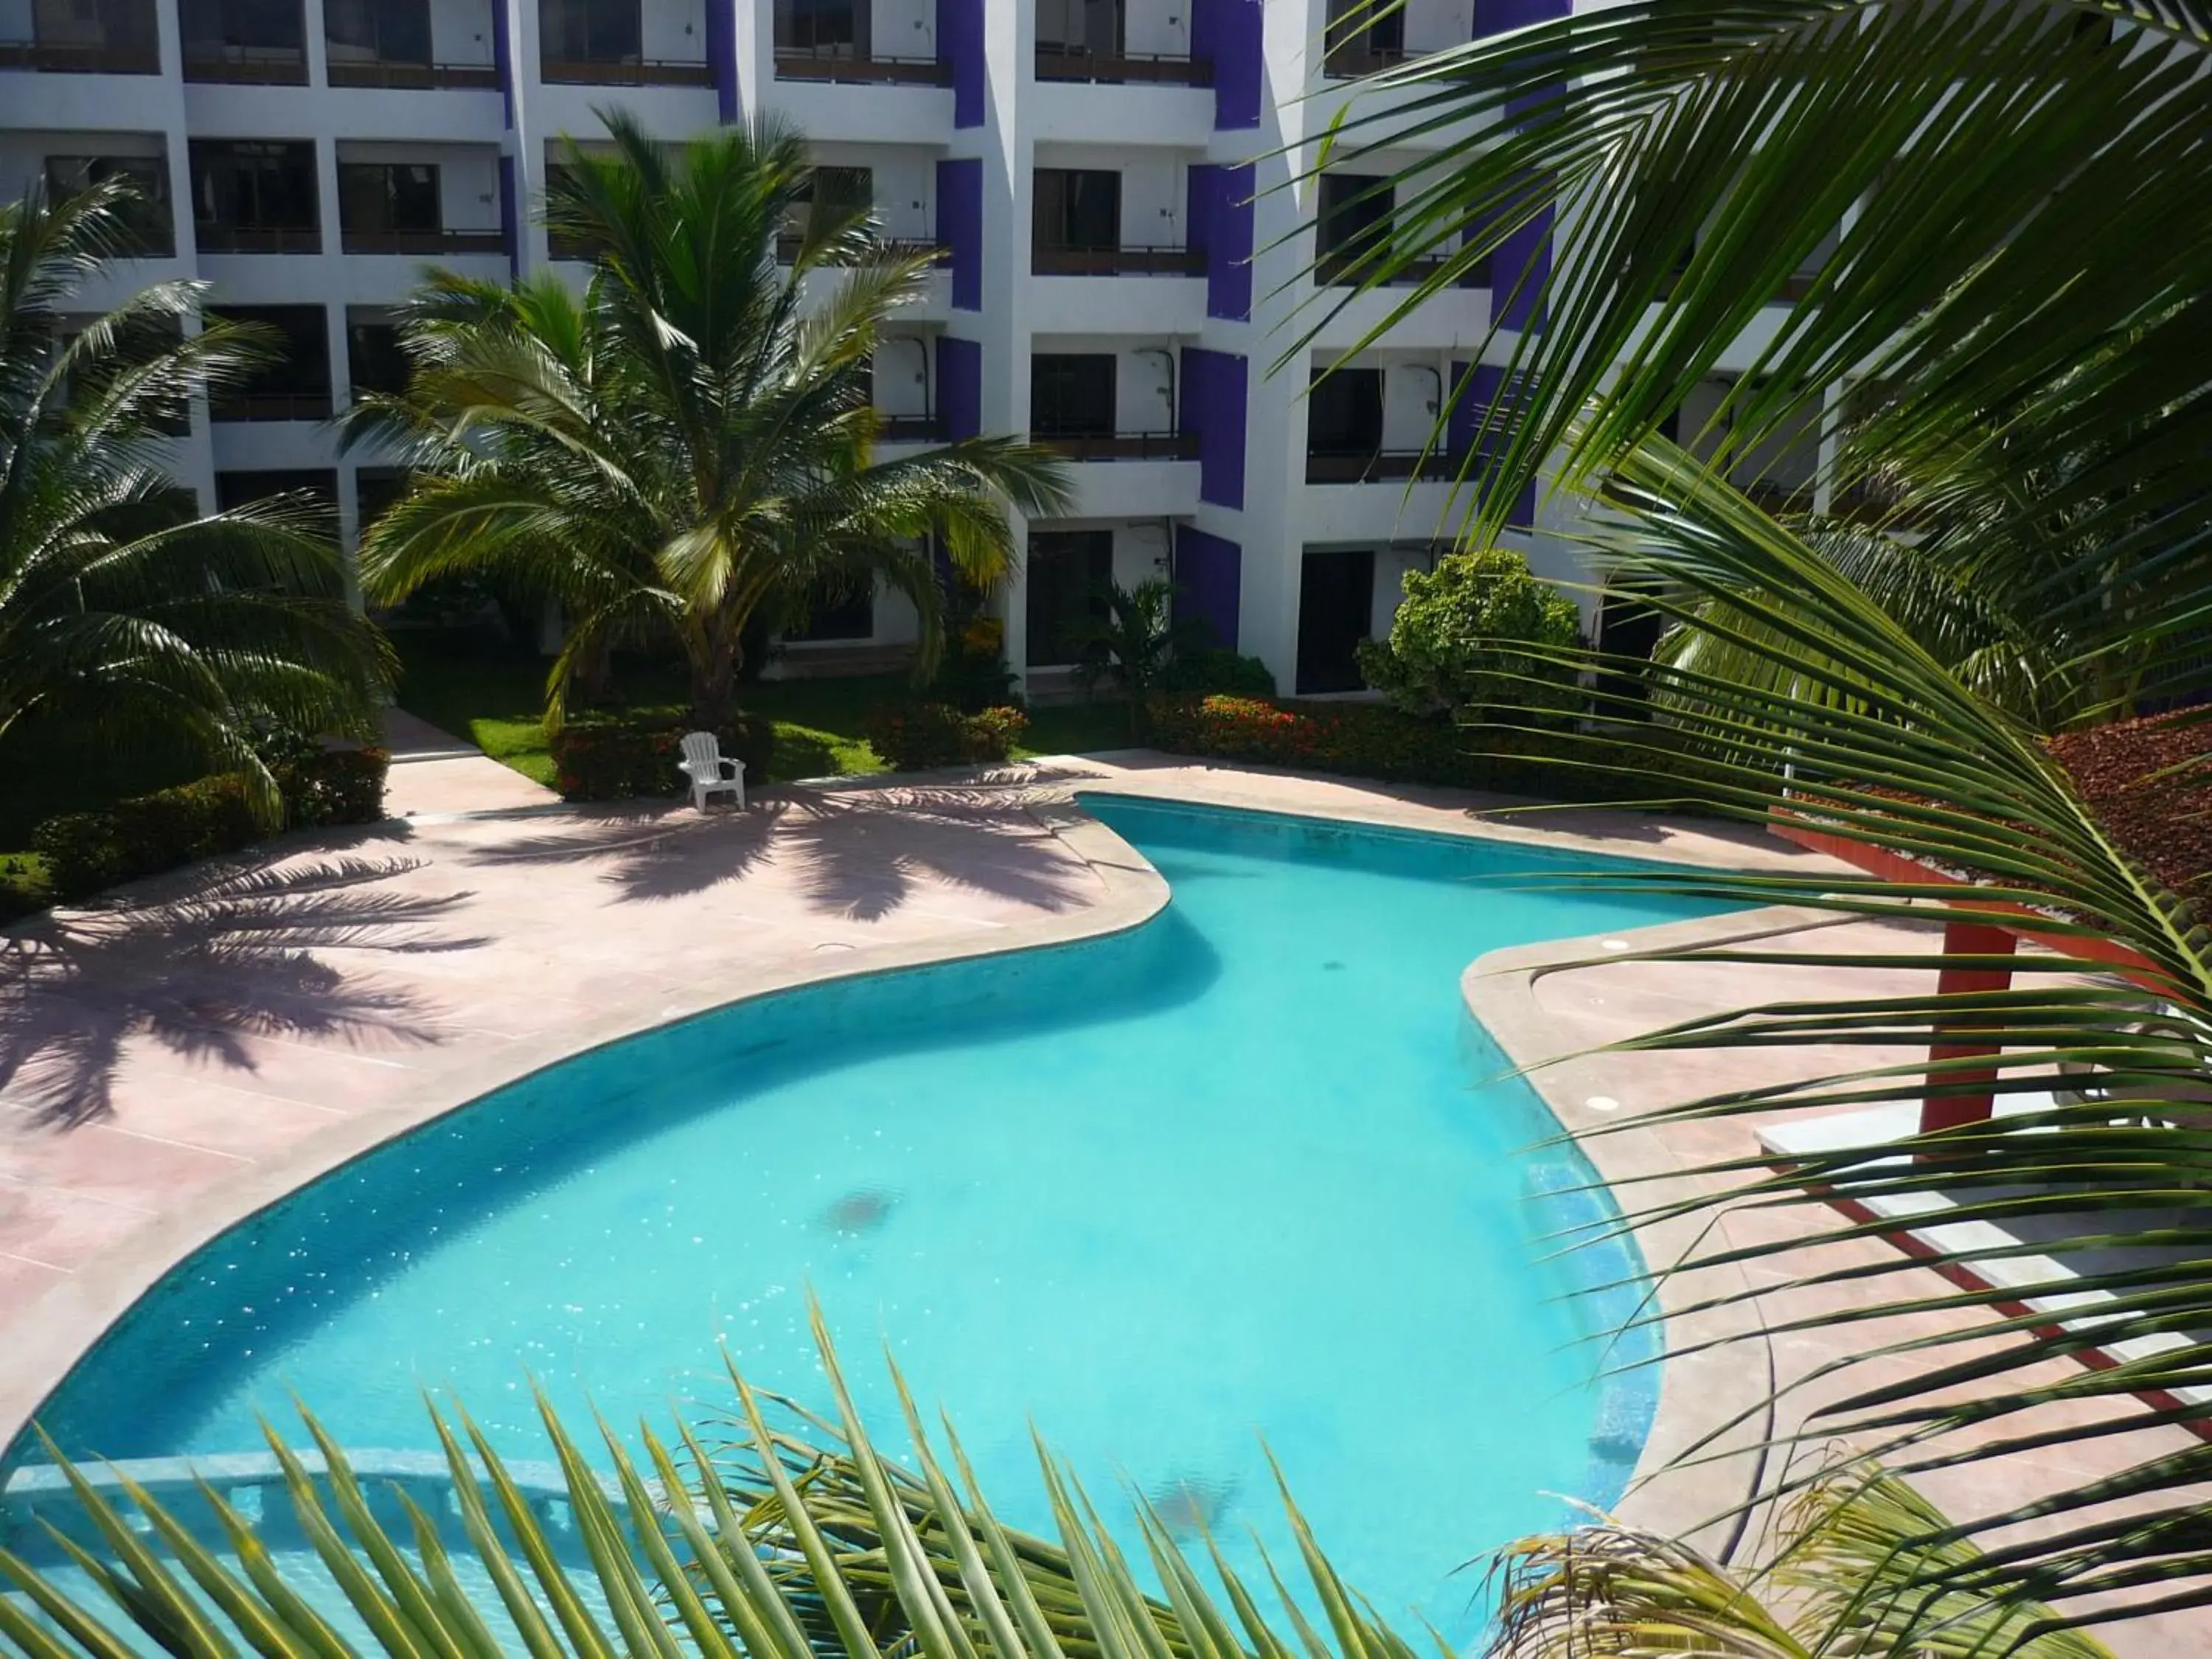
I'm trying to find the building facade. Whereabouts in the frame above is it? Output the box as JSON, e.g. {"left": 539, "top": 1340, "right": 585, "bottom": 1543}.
{"left": 3, "top": 0, "right": 1812, "bottom": 694}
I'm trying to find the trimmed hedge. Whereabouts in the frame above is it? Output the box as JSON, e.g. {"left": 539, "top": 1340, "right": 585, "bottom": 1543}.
{"left": 863, "top": 703, "right": 1027, "bottom": 771}
{"left": 549, "top": 715, "right": 776, "bottom": 802}
{"left": 32, "top": 747, "right": 391, "bottom": 903}
{"left": 1147, "top": 694, "right": 1698, "bottom": 802}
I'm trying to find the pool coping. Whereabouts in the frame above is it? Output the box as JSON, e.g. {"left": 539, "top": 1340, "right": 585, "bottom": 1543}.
{"left": 0, "top": 761, "right": 1846, "bottom": 1574}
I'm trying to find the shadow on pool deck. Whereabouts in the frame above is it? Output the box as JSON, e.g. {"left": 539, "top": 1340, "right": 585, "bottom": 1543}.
{"left": 0, "top": 841, "right": 487, "bottom": 1132}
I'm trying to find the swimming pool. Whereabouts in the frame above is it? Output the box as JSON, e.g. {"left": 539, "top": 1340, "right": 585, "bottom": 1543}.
{"left": 6, "top": 797, "right": 1733, "bottom": 1640}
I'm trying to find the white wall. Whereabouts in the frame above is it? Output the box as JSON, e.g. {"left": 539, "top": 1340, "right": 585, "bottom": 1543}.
{"left": 1122, "top": 0, "right": 1193, "bottom": 58}
{"left": 429, "top": 0, "right": 498, "bottom": 67}
{"left": 1402, "top": 0, "right": 1469, "bottom": 55}
{"left": 874, "top": 330, "right": 933, "bottom": 417}
{"left": 871, "top": 0, "right": 935, "bottom": 60}
{"left": 640, "top": 0, "right": 706, "bottom": 64}
{"left": 0, "top": 0, "right": 32, "bottom": 44}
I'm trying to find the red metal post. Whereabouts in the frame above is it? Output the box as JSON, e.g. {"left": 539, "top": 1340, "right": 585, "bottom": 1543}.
{"left": 1921, "top": 919, "right": 2020, "bottom": 1135}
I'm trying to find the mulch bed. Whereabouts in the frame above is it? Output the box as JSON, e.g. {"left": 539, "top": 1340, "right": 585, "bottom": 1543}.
{"left": 2046, "top": 711, "right": 2212, "bottom": 900}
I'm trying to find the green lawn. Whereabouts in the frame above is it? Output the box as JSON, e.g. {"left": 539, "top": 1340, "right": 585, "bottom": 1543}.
{"left": 390, "top": 632, "right": 1138, "bottom": 787}
{"left": 0, "top": 853, "right": 52, "bottom": 925}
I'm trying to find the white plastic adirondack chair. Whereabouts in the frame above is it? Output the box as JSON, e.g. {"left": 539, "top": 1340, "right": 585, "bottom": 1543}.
{"left": 678, "top": 731, "right": 745, "bottom": 811}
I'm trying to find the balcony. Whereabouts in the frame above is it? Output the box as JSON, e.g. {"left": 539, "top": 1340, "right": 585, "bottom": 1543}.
{"left": 1315, "top": 248, "right": 1475, "bottom": 288}
{"left": 1032, "top": 243, "right": 1202, "bottom": 277}
{"left": 773, "top": 47, "right": 948, "bottom": 85}
{"left": 183, "top": 44, "right": 309, "bottom": 83}
{"left": 196, "top": 223, "right": 321, "bottom": 253}
{"left": 1034, "top": 46, "right": 1209, "bottom": 85}
{"left": 341, "top": 226, "right": 505, "bottom": 255}
{"left": 540, "top": 54, "right": 712, "bottom": 84}
{"left": 327, "top": 58, "right": 499, "bottom": 87}
{"left": 776, "top": 231, "right": 947, "bottom": 265}
{"left": 1, "top": 0, "right": 159, "bottom": 72}
{"left": 1322, "top": 41, "right": 1408, "bottom": 78}
{"left": 1305, "top": 448, "right": 1456, "bottom": 484}
{"left": 877, "top": 413, "right": 945, "bottom": 442}
{"left": 212, "top": 389, "right": 333, "bottom": 420}
{"left": 1039, "top": 429, "right": 1197, "bottom": 461}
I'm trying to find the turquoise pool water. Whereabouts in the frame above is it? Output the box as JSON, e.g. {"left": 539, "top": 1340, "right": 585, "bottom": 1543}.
{"left": 10, "top": 799, "right": 1731, "bottom": 1640}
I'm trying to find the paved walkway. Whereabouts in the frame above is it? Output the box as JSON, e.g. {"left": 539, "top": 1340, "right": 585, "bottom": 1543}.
{"left": 0, "top": 752, "right": 2201, "bottom": 1653}
{"left": 379, "top": 708, "right": 560, "bottom": 816}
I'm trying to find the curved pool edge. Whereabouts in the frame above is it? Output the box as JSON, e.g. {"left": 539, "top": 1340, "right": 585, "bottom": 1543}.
{"left": 0, "top": 796, "right": 1172, "bottom": 1460}
{"left": 1461, "top": 903, "right": 1862, "bottom": 1560}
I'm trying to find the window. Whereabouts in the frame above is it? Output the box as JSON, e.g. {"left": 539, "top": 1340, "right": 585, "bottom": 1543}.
{"left": 1033, "top": 169, "right": 1120, "bottom": 252}
{"left": 1316, "top": 174, "right": 1392, "bottom": 279}
{"left": 774, "top": 0, "right": 868, "bottom": 56}
{"left": 347, "top": 313, "right": 408, "bottom": 397}
{"left": 540, "top": 0, "right": 639, "bottom": 63}
{"left": 325, "top": 0, "right": 431, "bottom": 63}
{"left": 787, "top": 579, "right": 875, "bottom": 642}
{"left": 1026, "top": 530, "right": 1113, "bottom": 667}
{"left": 180, "top": 0, "right": 305, "bottom": 58}
{"left": 355, "top": 467, "right": 411, "bottom": 534}
{"left": 1037, "top": 0, "right": 1120, "bottom": 54}
{"left": 1031, "top": 355, "right": 1116, "bottom": 437}
{"left": 339, "top": 162, "right": 440, "bottom": 235}
{"left": 30, "top": 0, "right": 160, "bottom": 56}
{"left": 1324, "top": 0, "right": 1402, "bottom": 74}
{"left": 208, "top": 305, "right": 330, "bottom": 420}
{"left": 46, "top": 155, "right": 172, "bottom": 255}
{"left": 190, "top": 140, "right": 319, "bottom": 248}
{"left": 1307, "top": 366, "right": 1382, "bottom": 456}
{"left": 215, "top": 470, "right": 340, "bottom": 538}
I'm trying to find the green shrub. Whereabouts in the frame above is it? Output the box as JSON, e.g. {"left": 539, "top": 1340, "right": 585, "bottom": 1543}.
{"left": 1356, "top": 547, "right": 1583, "bottom": 722}
{"left": 863, "top": 703, "right": 1028, "bottom": 771}
{"left": 1158, "top": 647, "right": 1277, "bottom": 698}
{"left": 28, "top": 747, "right": 393, "bottom": 903}
{"left": 1147, "top": 693, "right": 1703, "bottom": 801}
{"left": 549, "top": 716, "right": 776, "bottom": 802}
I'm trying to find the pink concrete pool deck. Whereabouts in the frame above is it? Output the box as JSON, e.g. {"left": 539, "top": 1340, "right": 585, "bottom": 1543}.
{"left": 1, "top": 746, "right": 2204, "bottom": 1654}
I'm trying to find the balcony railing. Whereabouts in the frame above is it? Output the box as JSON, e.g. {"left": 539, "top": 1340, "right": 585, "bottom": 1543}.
{"left": 341, "top": 226, "right": 507, "bottom": 256}
{"left": 776, "top": 230, "right": 948, "bottom": 265}
{"left": 195, "top": 223, "right": 321, "bottom": 254}
{"left": 1033, "top": 46, "right": 1211, "bottom": 85}
{"left": 540, "top": 55, "right": 712, "bottom": 86}
{"left": 1032, "top": 243, "right": 1203, "bottom": 276}
{"left": 773, "top": 48, "right": 949, "bottom": 85}
{"left": 1315, "top": 248, "right": 1473, "bottom": 288}
{"left": 325, "top": 58, "right": 500, "bottom": 88}
{"left": 183, "top": 46, "right": 310, "bottom": 83}
{"left": 0, "top": 38, "right": 160, "bottom": 72}
{"left": 212, "top": 390, "right": 333, "bottom": 422}
{"left": 1036, "top": 429, "right": 1199, "bottom": 461}
{"left": 877, "top": 413, "right": 945, "bottom": 442}
{"left": 1321, "top": 42, "right": 1411, "bottom": 78}
{"left": 1305, "top": 448, "right": 1457, "bottom": 484}
{"left": 547, "top": 231, "right": 601, "bottom": 260}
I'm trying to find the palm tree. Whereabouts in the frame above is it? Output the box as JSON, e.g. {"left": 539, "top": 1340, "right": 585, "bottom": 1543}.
{"left": 1065, "top": 577, "right": 1207, "bottom": 738}
{"left": 0, "top": 1314, "right": 2105, "bottom": 1658}
{"left": 0, "top": 178, "right": 392, "bottom": 823}
{"left": 348, "top": 112, "right": 1071, "bottom": 730}
{"left": 1308, "top": 3, "right": 2212, "bottom": 1635}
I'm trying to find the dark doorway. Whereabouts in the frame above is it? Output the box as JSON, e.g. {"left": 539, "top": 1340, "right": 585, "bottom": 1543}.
{"left": 1031, "top": 354, "right": 1116, "bottom": 438}
{"left": 1295, "top": 547, "right": 1374, "bottom": 694}
{"left": 1033, "top": 167, "right": 1121, "bottom": 254}
{"left": 1307, "top": 366, "right": 1382, "bottom": 465}
{"left": 1596, "top": 582, "right": 1663, "bottom": 715}
{"left": 1027, "top": 529, "right": 1113, "bottom": 667}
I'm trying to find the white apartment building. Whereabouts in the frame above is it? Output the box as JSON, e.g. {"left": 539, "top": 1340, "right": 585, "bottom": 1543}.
{"left": 1, "top": 0, "right": 1820, "bottom": 695}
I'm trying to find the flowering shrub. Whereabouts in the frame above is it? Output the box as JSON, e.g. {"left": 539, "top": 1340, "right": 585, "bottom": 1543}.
{"left": 1149, "top": 694, "right": 1686, "bottom": 801}
{"left": 864, "top": 703, "right": 1028, "bottom": 771}
{"left": 549, "top": 717, "right": 774, "bottom": 801}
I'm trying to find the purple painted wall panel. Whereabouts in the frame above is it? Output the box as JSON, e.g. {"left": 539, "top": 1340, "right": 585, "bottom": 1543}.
{"left": 1192, "top": 0, "right": 1262, "bottom": 130}
{"left": 1191, "top": 163, "right": 1253, "bottom": 321}
{"left": 1175, "top": 526, "right": 1242, "bottom": 650}
{"left": 1180, "top": 347, "right": 1248, "bottom": 510}
{"left": 939, "top": 336, "right": 982, "bottom": 441}
{"left": 937, "top": 159, "right": 984, "bottom": 310}
{"left": 498, "top": 154, "right": 520, "bottom": 276}
{"left": 705, "top": 0, "right": 737, "bottom": 122}
{"left": 1476, "top": 0, "right": 1571, "bottom": 31}
{"left": 940, "top": 0, "right": 985, "bottom": 127}
{"left": 1492, "top": 202, "right": 1552, "bottom": 332}
{"left": 1455, "top": 363, "right": 1536, "bottom": 529}
{"left": 492, "top": 0, "right": 513, "bottom": 125}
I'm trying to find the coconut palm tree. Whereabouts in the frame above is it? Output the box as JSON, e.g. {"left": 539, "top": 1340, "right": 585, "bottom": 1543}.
{"left": 0, "top": 178, "right": 392, "bottom": 823}
{"left": 0, "top": 1313, "right": 2110, "bottom": 1659}
{"left": 348, "top": 111, "right": 1071, "bottom": 730}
